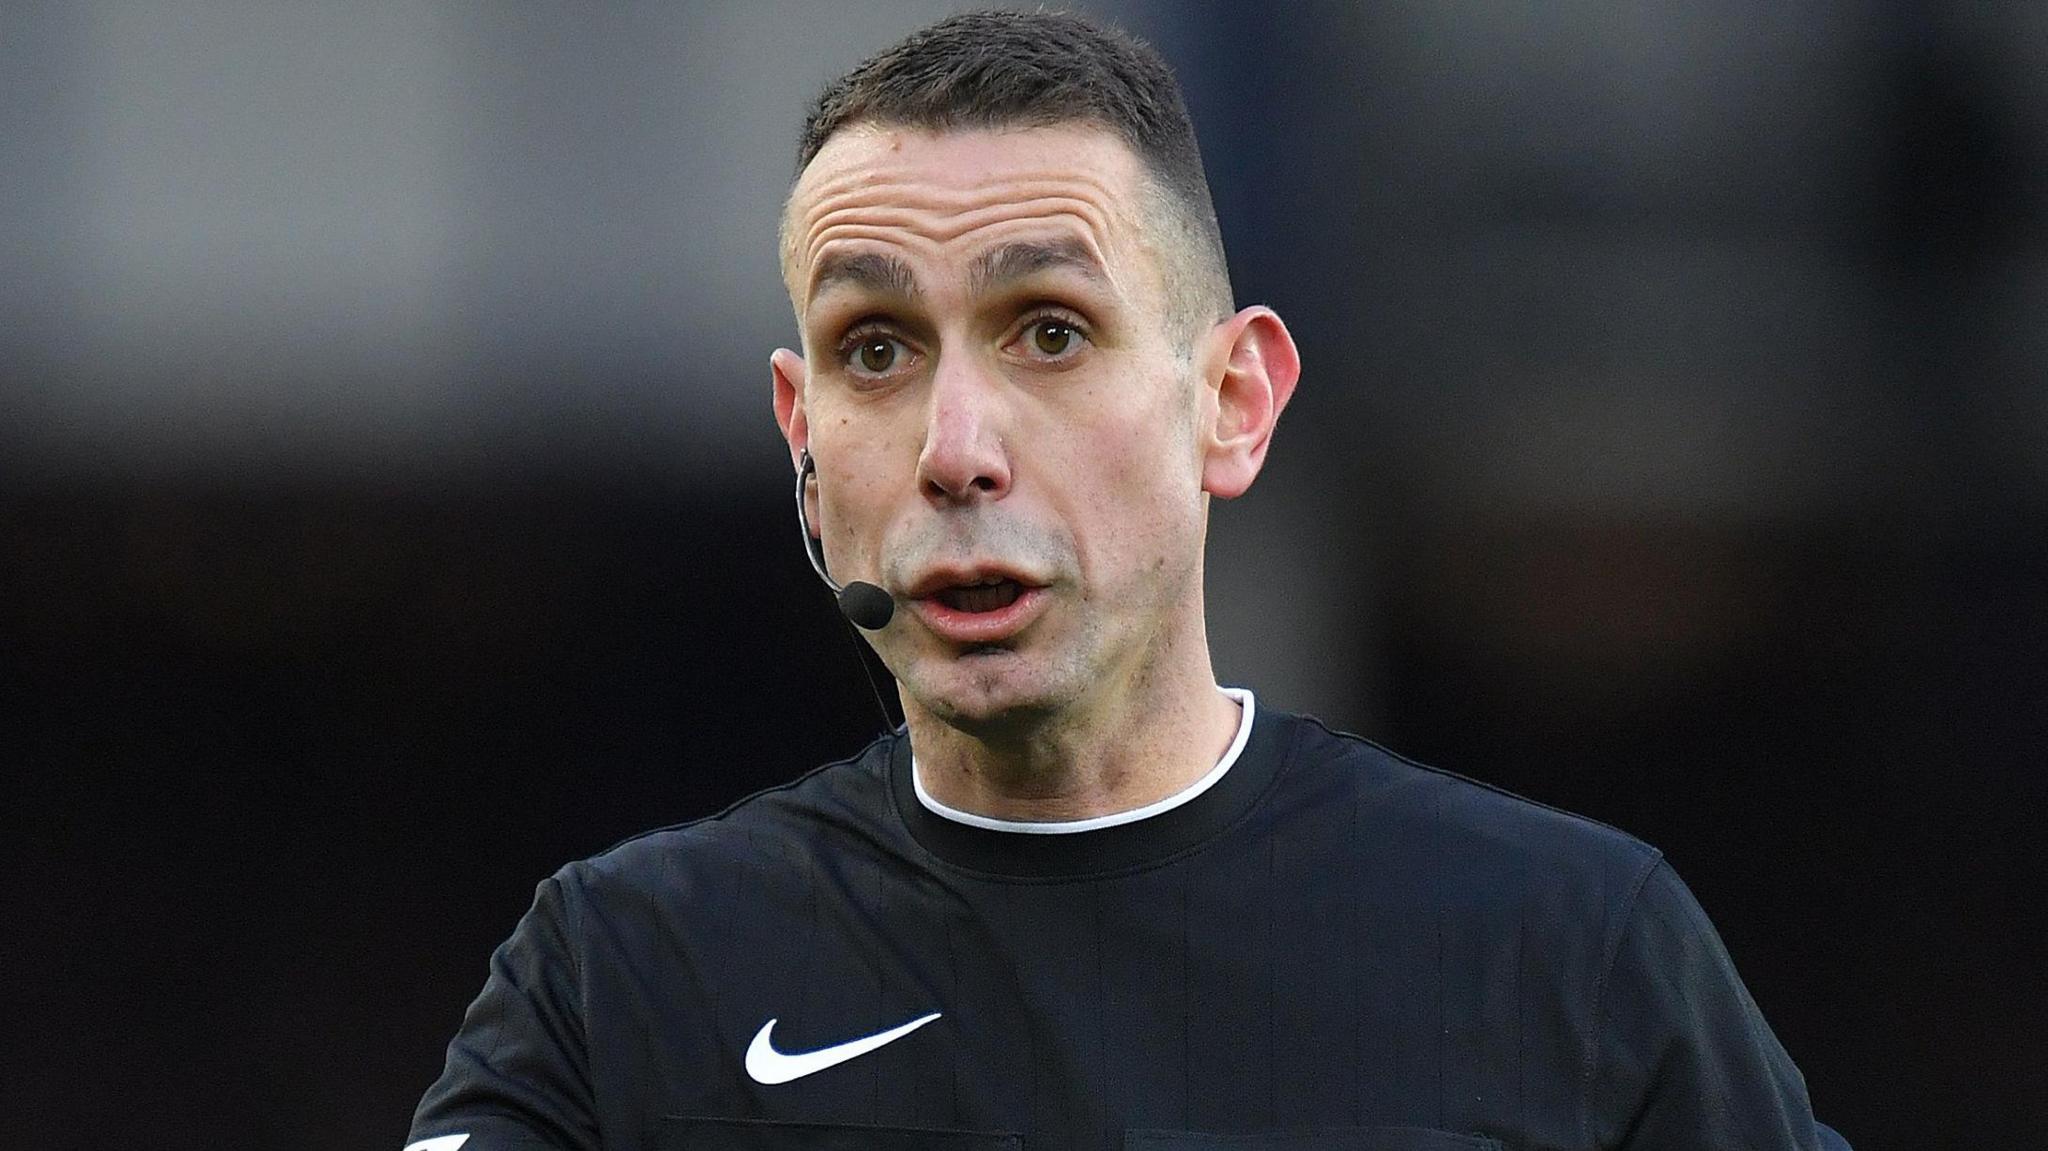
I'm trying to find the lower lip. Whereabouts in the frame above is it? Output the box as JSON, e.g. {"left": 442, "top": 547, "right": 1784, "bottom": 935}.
{"left": 909, "top": 586, "right": 1048, "bottom": 644}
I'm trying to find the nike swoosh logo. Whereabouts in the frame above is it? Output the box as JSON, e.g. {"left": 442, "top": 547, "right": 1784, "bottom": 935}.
{"left": 744, "top": 1011, "right": 942, "bottom": 1084}
{"left": 403, "top": 1137, "right": 469, "bottom": 1151}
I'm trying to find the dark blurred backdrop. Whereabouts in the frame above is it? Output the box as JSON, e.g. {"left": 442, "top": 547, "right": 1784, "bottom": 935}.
{"left": 4, "top": 2, "right": 2043, "bottom": 1148}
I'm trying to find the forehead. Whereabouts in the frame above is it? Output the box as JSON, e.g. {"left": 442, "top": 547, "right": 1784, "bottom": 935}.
{"left": 783, "top": 124, "right": 1156, "bottom": 305}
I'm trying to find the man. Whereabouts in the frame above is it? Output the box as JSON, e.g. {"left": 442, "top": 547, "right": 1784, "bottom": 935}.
{"left": 408, "top": 12, "right": 1848, "bottom": 1150}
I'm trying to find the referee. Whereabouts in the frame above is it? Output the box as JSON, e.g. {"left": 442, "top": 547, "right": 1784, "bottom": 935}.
{"left": 407, "top": 12, "right": 1850, "bottom": 1150}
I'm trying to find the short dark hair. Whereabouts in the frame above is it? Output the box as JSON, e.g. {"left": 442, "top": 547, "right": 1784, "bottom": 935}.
{"left": 794, "top": 9, "right": 1233, "bottom": 333}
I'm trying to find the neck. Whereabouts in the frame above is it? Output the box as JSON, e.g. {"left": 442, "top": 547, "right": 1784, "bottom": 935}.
{"left": 902, "top": 631, "right": 1242, "bottom": 823}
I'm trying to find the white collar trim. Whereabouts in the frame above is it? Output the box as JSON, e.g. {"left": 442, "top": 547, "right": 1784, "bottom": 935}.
{"left": 911, "top": 687, "right": 1256, "bottom": 834}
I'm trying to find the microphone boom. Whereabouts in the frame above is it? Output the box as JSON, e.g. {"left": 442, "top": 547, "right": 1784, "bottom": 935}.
{"left": 796, "top": 450, "right": 896, "bottom": 630}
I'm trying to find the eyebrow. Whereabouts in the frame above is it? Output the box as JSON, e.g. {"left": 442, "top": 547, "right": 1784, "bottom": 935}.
{"left": 969, "top": 237, "right": 1111, "bottom": 297}
{"left": 808, "top": 251, "right": 920, "bottom": 305}
{"left": 807, "top": 237, "right": 1114, "bottom": 310}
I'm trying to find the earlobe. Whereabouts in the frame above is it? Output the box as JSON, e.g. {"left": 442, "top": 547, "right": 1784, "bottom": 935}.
{"left": 1201, "top": 307, "right": 1300, "bottom": 499}
{"left": 771, "top": 348, "right": 810, "bottom": 471}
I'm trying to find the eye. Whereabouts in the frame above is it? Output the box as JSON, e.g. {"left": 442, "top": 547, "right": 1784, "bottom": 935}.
{"left": 856, "top": 337, "right": 898, "bottom": 374}
{"left": 1032, "top": 321, "right": 1077, "bottom": 356}
{"left": 1016, "top": 314, "right": 1089, "bottom": 363}
{"left": 840, "top": 330, "right": 916, "bottom": 380}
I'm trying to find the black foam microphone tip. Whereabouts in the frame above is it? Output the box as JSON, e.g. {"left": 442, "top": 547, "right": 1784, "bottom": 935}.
{"left": 838, "top": 581, "right": 896, "bottom": 630}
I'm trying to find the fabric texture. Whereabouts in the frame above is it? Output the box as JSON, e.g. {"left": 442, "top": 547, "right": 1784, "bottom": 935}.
{"left": 408, "top": 704, "right": 1847, "bottom": 1150}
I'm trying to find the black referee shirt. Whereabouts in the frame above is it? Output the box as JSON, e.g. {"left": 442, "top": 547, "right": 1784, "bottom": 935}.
{"left": 407, "top": 703, "right": 1847, "bottom": 1150}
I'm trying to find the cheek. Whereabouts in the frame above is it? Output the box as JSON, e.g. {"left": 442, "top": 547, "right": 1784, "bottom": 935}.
{"left": 813, "top": 418, "right": 916, "bottom": 560}
{"left": 1062, "top": 414, "right": 1204, "bottom": 587}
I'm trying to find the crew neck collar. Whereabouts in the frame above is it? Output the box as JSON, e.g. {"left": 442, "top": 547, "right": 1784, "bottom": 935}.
{"left": 889, "top": 691, "right": 1296, "bottom": 880}
{"left": 911, "top": 687, "right": 1256, "bottom": 834}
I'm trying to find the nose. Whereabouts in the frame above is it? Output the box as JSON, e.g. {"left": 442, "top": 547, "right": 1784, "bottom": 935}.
{"left": 915, "top": 353, "right": 1011, "bottom": 505}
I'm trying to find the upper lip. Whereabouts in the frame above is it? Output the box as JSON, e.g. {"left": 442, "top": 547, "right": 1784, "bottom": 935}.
{"left": 902, "top": 565, "right": 1047, "bottom": 599}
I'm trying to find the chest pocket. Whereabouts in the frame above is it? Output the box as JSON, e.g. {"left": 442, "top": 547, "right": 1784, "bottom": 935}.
{"left": 662, "top": 1116, "right": 1021, "bottom": 1150}
{"left": 1126, "top": 1130, "right": 1503, "bottom": 1151}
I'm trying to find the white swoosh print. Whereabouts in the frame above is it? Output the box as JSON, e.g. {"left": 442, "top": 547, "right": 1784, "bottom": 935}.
{"left": 744, "top": 1012, "right": 942, "bottom": 1084}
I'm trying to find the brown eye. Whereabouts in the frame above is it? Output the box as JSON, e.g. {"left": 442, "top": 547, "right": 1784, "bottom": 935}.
{"left": 856, "top": 337, "right": 897, "bottom": 374}
{"left": 1031, "top": 321, "right": 1076, "bottom": 356}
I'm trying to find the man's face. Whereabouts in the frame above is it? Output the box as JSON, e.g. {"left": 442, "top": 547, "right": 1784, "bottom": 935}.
{"left": 775, "top": 124, "right": 1222, "bottom": 736}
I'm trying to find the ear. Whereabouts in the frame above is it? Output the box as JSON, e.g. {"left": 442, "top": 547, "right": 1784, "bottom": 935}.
{"left": 771, "top": 347, "right": 809, "bottom": 471}
{"left": 1199, "top": 306, "right": 1300, "bottom": 499}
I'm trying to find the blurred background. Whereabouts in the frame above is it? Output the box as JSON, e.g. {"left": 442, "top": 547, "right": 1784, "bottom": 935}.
{"left": 4, "top": 1, "right": 2042, "bottom": 1146}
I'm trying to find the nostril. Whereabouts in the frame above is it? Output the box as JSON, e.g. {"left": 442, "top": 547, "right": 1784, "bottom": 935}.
{"left": 972, "top": 475, "right": 999, "bottom": 492}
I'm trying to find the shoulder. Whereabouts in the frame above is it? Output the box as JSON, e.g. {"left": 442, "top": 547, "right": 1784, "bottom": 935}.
{"left": 1268, "top": 710, "right": 1667, "bottom": 921}
{"left": 553, "top": 730, "right": 903, "bottom": 909}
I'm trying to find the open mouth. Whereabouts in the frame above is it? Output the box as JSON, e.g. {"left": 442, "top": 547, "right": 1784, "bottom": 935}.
{"left": 908, "top": 571, "right": 1045, "bottom": 643}
{"left": 933, "top": 577, "right": 1023, "bottom": 614}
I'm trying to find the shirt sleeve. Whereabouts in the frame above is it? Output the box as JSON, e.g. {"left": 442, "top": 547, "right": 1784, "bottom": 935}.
{"left": 1585, "top": 859, "right": 1850, "bottom": 1150}
{"left": 406, "top": 872, "right": 599, "bottom": 1151}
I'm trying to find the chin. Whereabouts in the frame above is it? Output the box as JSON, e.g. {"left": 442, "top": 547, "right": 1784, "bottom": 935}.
{"left": 901, "top": 649, "right": 1078, "bottom": 738}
